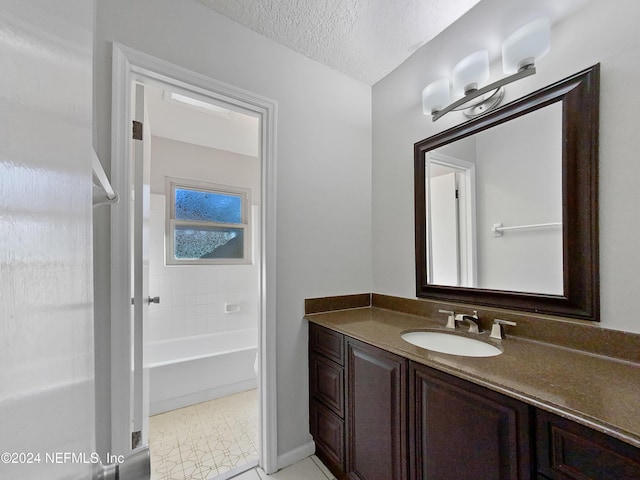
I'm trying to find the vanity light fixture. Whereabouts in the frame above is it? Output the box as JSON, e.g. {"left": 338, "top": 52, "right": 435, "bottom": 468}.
{"left": 422, "top": 18, "right": 551, "bottom": 122}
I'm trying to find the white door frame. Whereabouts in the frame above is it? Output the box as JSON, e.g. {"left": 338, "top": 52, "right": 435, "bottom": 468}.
{"left": 110, "top": 43, "right": 279, "bottom": 473}
{"left": 427, "top": 151, "right": 477, "bottom": 287}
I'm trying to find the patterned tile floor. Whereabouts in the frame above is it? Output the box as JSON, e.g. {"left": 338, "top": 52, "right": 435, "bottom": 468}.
{"left": 149, "top": 389, "right": 259, "bottom": 480}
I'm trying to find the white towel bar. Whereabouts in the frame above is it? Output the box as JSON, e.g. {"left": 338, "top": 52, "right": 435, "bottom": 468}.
{"left": 92, "top": 148, "right": 118, "bottom": 206}
{"left": 492, "top": 222, "right": 561, "bottom": 236}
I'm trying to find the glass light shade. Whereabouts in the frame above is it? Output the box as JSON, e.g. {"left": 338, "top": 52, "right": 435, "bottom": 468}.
{"left": 502, "top": 18, "right": 551, "bottom": 74}
{"left": 452, "top": 50, "right": 490, "bottom": 96}
{"left": 422, "top": 78, "right": 451, "bottom": 115}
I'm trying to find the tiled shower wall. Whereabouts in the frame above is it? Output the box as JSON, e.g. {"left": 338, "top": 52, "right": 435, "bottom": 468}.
{"left": 147, "top": 193, "right": 260, "bottom": 342}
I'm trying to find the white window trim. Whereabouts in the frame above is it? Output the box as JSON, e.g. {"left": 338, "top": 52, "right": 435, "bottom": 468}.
{"left": 165, "top": 176, "right": 252, "bottom": 265}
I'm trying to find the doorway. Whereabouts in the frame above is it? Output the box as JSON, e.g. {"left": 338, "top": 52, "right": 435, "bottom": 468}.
{"left": 426, "top": 151, "right": 477, "bottom": 288}
{"left": 109, "top": 44, "right": 278, "bottom": 477}
{"left": 143, "top": 82, "right": 261, "bottom": 479}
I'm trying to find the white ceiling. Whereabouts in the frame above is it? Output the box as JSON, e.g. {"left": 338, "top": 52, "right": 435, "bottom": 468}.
{"left": 195, "top": 0, "right": 483, "bottom": 85}
{"left": 146, "top": 84, "right": 260, "bottom": 157}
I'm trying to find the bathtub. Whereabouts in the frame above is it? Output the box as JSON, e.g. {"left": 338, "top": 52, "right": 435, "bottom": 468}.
{"left": 145, "top": 328, "right": 258, "bottom": 415}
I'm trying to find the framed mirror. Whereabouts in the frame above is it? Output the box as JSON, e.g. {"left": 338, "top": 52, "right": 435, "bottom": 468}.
{"left": 414, "top": 64, "right": 600, "bottom": 321}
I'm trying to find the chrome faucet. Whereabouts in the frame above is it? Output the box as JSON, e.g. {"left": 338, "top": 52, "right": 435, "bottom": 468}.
{"left": 439, "top": 309, "right": 481, "bottom": 333}
{"left": 455, "top": 311, "right": 481, "bottom": 333}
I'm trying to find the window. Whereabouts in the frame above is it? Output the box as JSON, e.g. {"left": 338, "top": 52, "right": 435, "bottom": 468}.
{"left": 166, "top": 177, "right": 252, "bottom": 265}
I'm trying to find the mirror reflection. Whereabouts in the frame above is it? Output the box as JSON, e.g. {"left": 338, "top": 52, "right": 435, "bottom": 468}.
{"left": 425, "top": 102, "right": 563, "bottom": 295}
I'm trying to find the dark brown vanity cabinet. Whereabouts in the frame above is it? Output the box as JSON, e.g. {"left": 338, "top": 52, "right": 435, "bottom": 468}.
{"left": 309, "top": 323, "right": 640, "bottom": 480}
{"left": 309, "top": 323, "right": 408, "bottom": 480}
{"left": 309, "top": 324, "right": 346, "bottom": 475}
{"left": 409, "top": 362, "right": 532, "bottom": 480}
{"left": 346, "top": 338, "right": 408, "bottom": 480}
{"left": 536, "top": 410, "right": 640, "bottom": 480}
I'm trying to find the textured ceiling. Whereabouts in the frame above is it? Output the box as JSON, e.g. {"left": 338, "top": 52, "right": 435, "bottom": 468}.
{"left": 195, "top": 0, "right": 483, "bottom": 85}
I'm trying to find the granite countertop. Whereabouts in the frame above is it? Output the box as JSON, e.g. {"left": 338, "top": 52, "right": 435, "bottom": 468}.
{"left": 305, "top": 305, "right": 640, "bottom": 449}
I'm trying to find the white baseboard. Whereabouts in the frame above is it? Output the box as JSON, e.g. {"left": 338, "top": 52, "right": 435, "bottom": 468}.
{"left": 149, "top": 379, "right": 257, "bottom": 415}
{"left": 276, "top": 440, "right": 316, "bottom": 471}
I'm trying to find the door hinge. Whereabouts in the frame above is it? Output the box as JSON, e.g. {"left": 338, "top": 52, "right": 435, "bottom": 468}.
{"left": 132, "top": 120, "right": 143, "bottom": 140}
{"left": 455, "top": 189, "right": 459, "bottom": 199}
{"left": 131, "top": 430, "right": 142, "bottom": 449}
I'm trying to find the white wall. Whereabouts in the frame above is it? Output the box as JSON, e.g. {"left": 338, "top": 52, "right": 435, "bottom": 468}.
{"left": 372, "top": 0, "right": 640, "bottom": 333}
{"left": 149, "top": 136, "right": 260, "bottom": 195}
{"left": 94, "top": 0, "right": 372, "bottom": 462}
{"left": 475, "top": 103, "right": 563, "bottom": 294}
{"left": 148, "top": 136, "right": 260, "bottom": 342}
{"left": 0, "top": 1, "right": 95, "bottom": 479}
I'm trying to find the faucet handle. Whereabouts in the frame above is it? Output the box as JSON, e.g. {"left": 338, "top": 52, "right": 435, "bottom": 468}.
{"left": 490, "top": 319, "right": 517, "bottom": 340}
{"left": 438, "top": 309, "right": 456, "bottom": 329}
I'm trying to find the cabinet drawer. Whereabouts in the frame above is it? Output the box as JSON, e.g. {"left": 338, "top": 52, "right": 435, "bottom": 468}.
{"left": 310, "top": 400, "right": 345, "bottom": 470}
{"left": 310, "top": 353, "right": 344, "bottom": 417}
{"left": 536, "top": 410, "right": 640, "bottom": 480}
{"left": 310, "top": 323, "right": 344, "bottom": 365}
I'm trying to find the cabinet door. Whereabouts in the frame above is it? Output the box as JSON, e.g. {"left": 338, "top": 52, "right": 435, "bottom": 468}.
{"left": 536, "top": 409, "right": 640, "bottom": 480}
{"left": 346, "top": 339, "right": 407, "bottom": 480}
{"left": 410, "top": 363, "right": 532, "bottom": 480}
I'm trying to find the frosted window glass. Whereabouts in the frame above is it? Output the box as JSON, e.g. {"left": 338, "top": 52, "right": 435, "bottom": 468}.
{"left": 175, "top": 188, "right": 242, "bottom": 224}
{"left": 174, "top": 225, "right": 244, "bottom": 259}
{"left": 167, "top": 179, "right": 250, "bottom": 265}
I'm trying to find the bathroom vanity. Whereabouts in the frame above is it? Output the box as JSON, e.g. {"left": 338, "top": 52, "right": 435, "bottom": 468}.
{"left": 306, "top": 294, "right": 640, "bottom": 480}
{"left": 306, "top": 64, "right": 639, "bottom": 480}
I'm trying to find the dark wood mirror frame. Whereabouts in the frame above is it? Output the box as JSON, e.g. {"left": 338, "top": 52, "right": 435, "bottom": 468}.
{"left": 415, "top": 64, "right": 600, "bottom": 321}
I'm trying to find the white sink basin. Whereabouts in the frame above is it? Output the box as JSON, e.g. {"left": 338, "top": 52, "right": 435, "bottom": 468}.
{"left": 401, "top": 331, "right": 502, "bottom": 357}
